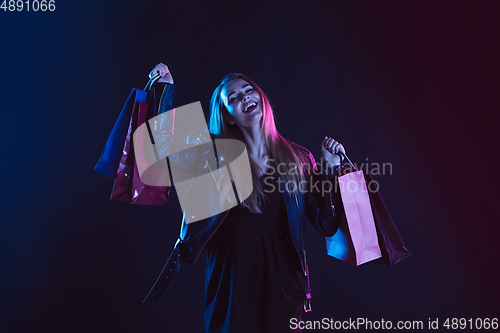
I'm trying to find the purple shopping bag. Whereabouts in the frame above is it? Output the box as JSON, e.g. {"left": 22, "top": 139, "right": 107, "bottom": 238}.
{"left": 365, "top": 172, "right": 411, "bottom": 266}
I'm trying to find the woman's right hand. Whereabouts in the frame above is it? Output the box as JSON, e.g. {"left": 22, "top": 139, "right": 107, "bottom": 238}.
{"left": 149, "top": 63, "right": 174, "bottom": 84}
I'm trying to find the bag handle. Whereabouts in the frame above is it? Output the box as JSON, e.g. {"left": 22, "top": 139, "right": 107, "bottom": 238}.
{"left": 337, "top": 152, "right": 357, "bottom": 171}
{"left": 144, "top": 75, "right": 160, "bottom": 91}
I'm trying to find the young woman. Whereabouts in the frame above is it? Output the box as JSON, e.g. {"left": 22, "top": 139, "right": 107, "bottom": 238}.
{"left": 144, "top": 63, "right": 346, "bottom": 333}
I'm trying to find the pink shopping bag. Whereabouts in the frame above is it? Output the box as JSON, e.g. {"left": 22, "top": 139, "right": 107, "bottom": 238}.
{"left": 326, "top": 163, "right": 382, "bottom": 266}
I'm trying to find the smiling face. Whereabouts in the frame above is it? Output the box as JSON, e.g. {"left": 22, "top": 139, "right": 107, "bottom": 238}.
{"left": 220, "top": 78, "right": 263, "bottom": 129}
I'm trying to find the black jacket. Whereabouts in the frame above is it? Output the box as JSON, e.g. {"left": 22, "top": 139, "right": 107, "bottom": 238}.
{"left": 142, "top": 82, "right": 341, "bottom": 311}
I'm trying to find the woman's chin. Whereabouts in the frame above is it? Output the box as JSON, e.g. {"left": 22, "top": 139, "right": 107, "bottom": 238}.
{"left": 247, "top": 107, "right": 262, "bottom": 118}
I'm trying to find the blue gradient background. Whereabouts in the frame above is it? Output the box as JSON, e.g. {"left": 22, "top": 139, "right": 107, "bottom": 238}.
{"left": 1, "top": 1, "right": 499, "bottom": 332}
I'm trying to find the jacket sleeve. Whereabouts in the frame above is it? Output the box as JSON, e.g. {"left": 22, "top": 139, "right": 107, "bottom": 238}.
{"left": 142, "top": 242, "right": 182, "bottom": 307}
{"left": 303, "top": 154, "right": 341, "bottom": 237}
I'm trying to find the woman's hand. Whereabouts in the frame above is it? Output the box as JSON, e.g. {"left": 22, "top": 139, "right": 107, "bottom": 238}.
{"left": 321, "top": 136, "right": 346, "bottom": 167}
{"left": 149, "top": 63, "right": 174, "bottom": 84}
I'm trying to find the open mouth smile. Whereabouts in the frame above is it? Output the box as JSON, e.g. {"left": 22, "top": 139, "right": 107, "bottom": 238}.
{"left": 243, "top": 101, "right": 257, "bottom": 113}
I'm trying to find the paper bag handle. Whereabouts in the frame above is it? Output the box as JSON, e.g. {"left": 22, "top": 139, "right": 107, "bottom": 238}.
{"left": 337, "top": 152, "right": 357, "bottom": 171}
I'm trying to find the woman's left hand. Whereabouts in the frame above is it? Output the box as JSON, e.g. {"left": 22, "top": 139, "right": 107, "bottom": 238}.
{"left": 321, "top": 136, "right": 346, "bottom": 166}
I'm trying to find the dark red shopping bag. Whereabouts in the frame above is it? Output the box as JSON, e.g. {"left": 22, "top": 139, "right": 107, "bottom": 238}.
{"left": 110, "top": 88, "right": 170, "bottom": 206}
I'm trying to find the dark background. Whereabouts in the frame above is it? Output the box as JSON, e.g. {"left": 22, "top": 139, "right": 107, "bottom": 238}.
{"left": 1, "top": 0, "right": 499, "bottom": 332}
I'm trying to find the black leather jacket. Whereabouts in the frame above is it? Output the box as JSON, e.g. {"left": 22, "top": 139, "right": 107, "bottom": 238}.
{"left": 142, "top": 83, "right": 341, "bottom": 311}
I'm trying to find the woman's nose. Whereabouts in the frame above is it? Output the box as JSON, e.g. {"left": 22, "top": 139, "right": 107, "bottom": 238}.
{"left": 242, "top": 94, "right": 250, "bottom": 102}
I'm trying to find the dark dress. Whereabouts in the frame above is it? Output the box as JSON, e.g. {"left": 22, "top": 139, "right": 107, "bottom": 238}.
{"left": 204, "top": 163, "right": 303, "bottom": 333}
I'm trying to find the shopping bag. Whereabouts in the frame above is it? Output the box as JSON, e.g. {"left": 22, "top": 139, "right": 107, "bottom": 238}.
{"left": 94, "top": 89, "right": 148, "bottom": 179}
{"left": 110, "top": 86, "right": 170, "bottom": 206}
{"left": 326, "top": 153, "right": 410, "bottom": 266}
{"left": 365, "top": 172, "right": 411, "bottom": 266}
{"left": 326, "top": 165, "right": 382, "bottom": 266}
{"left": 131, "top": 98, "right": 171, "bottom": 205}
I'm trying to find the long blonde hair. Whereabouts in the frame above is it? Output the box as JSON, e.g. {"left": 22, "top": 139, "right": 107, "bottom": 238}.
{"left": 208, "top": 74, "right": 315, "bottom": 214}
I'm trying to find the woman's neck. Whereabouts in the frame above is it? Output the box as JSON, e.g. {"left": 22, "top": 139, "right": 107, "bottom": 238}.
{"left": 240, "top": 124, "right": 267, "bottom": 159}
